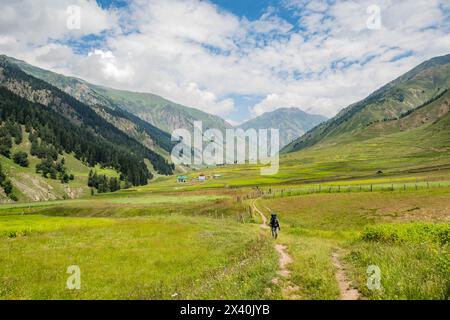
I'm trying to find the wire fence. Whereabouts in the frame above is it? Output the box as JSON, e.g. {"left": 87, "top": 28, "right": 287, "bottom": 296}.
{"left": 236, "top": 180, "right": 450, "bottom": 201}
{"left": 265, "top": 180, "right": 450, "bottom": 199}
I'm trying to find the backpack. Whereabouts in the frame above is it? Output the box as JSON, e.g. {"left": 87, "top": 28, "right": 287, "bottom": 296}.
{"left": 270, "top": 214, "right": 279, "bottom": 227}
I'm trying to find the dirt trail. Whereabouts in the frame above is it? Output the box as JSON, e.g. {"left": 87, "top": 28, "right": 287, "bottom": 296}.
{"left": 332, "top": 252, "right": 360, "bottom": 300}
{"left": 253, "top": 200, "right": 300, "bottom": 299}
{"left": 273, "top": 243, "right": 300, "bottom": 299}
{"left": 252, "top": 200, "right": 268, "bottom": 229}
{"left": 275, "top": 244, "right": 293, "bottom": 277}
{"left": 252, "top": 200, "right": 360, "bottom": 300}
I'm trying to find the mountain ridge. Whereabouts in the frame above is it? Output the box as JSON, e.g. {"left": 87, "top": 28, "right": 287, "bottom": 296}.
{"left": 0, "top": 56, "right": 174, "bottom": 181}
{"left": 283, "top": 53, "right": 450, "bottom": 153}
{"left": 239, "top": 107, "right": 327, "bottom": 147}
{"left": 3, "top": 55, "right": 232, "bottom": 135}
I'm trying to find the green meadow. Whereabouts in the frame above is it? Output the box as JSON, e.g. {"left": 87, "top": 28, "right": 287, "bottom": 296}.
{"left": 1, "top": 175, "right": 448, "bottom": 299}
{"left": 256, "top": 187, "right": 450, "bottom": 299}
{"left": 0, "top": 215, "right": 277, "bottom": 299}
{"left": 1, "top": 124, "right": 449, "bottom": 299}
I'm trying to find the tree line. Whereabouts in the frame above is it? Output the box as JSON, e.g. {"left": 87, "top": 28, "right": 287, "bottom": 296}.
{"left": 88, "top": 170, "right": 124, "bottom": 194}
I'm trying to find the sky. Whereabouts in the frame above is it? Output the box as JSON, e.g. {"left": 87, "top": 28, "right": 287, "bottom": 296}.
{"left": 0, "top": 0, "right": 449, "bottom": 125}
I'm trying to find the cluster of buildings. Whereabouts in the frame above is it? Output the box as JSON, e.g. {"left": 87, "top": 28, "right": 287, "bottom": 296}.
{"left": 176, "top": 173, "right": 221, "bottom": 183}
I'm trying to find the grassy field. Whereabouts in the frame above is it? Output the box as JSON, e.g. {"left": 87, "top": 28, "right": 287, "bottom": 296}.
{"left": 147, "top": 108, "right": 450, "bottom": 190}
{"left": 256, "top": 189, "right": 450, "bottom": 299}
{"left": 0, "top": 214, "right": 278, "bottom": 299}
{"left": 1, "top": 122, "right": 449, "bottom": 299}
{"left": 1, "top": 180, "right": 448, "bottom": 299}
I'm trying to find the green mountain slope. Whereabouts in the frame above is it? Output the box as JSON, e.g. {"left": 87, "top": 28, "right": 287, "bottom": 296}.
{"left": 5, "top": 55, "right": 231, "bottom": 134}
{"left": 239, "top": 107, "right": 327, "bottom": 147}
{"left": 193, "top": 91, "right": 450, "bottom": 188}
{"left": 0, "top": 129, "right": 92, "bottom": 203}
{"left": 2, "top": 55, "right": 174, "bottom": 155}
{"left": 90, "top": 85, "right": 232, "bottom": 133}
{"left": 283, "top": 54, "right": 450, "bottom": 153}
{"left": 0, "top": 58, "right": 174, "bottom": 183}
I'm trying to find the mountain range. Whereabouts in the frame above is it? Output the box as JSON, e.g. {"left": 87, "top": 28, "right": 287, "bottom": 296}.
{"left": 0, "top": 52, "right": 449, "bottom": 202}
{"left": 6, "top": 56, "right": 232, "bottom": 136}
{"left": 2, "top": 54, "right": 330, "bottom": 155}
{"left": 239, "top": 108, "right": 327, "bottom": 147}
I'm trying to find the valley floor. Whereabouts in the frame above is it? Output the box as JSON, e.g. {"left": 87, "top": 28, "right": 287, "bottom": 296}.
{"left": 0, "top": 172, "right": 449, "bottom": 300}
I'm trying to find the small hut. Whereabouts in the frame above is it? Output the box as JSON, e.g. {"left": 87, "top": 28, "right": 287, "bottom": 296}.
{"left": 177, "top": 175, "right": 187, "bottom": 183}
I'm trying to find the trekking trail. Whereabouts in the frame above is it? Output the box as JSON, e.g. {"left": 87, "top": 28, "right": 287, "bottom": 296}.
{"left": 252, "top": 200, "right": 300, "bottom": 299}
{"left": 331, "top": 251, "right": 361, "bottom": 300}
{"left": 252, "top": 199, "right": 268, "bottom": 229}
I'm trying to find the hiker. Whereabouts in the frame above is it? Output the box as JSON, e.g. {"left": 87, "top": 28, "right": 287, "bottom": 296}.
{"left": 269, "top": 212, "right": 280, "bottom": 239}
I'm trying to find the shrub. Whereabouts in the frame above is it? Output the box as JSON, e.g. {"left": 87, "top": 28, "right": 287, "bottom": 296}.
{"left": 9, "top": 193, "right": 18, "bottom": 201}
{"left": 361, "top": 223, "right": 450, "bottom": 245}
{"left": 2, "top": 180, "right": 13, "bottom": 195}
{"left": 61, "top": 173, "right": 69, "bottom": 184}
{"left": 13, "top": 151, "right": 29, "bottom": 167}
{"left": 0, "top": 144, "right": 10, "bottom": 158}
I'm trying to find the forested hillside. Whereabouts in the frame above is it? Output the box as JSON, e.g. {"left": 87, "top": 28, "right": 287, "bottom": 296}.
{"left": 0, "top": 58, "right": 176, "bottom": 201}
{"left": 0, "top": 55, "right": 175, "bottom": 157}
{"left": 5, "top": 55, "right": 231, "bottom": 135}
{"left": 0, "top": 87, "right": 151, "bottom": 185}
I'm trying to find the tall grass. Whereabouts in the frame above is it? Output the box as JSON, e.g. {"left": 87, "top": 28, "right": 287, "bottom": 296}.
{"left": 361, "top": 223, "right": 450, "bottom": 245}
{"left": 348, "top": 222, "right": 450, "bottom": 299}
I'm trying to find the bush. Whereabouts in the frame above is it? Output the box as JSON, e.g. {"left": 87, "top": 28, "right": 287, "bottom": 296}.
{"left": 13, "top": 151, "right": 29, "bottom": 167}
{"left": 61, "top": 173, "right": 69, "bottom": 184}
{"left": 9, "top": 193, "right": 18, "bottom": 201}
{"left": 361, "top": 223, "right": 450, "bottom": 245}
{"left": 2, "top": 180, "right": 13, "bottom": 195}
{"left": 0, "top": 144, "right": 11, "bottom": 158}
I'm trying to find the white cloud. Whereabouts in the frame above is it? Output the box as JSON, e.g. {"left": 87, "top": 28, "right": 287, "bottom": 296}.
{"left": 0, "top": 0, "right": 118, "bottom": 45}
{"left": 170, "top": 82, "right": 235, "bottom": 115}
{"left": 86, "top": 49, "right": 134, "bottom": 81}
{"left": 247, "top": 0, "right": 450, "bottom": 116}
{"left": 0, "top": 0, "right": 449, "bottom": 118}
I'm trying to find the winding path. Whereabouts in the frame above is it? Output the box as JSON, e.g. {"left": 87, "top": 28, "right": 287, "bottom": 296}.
{"left": 252, "top": 199, "right": 268, "bottom": 229}
{"left": 252, "top": 200, "right": 300, "bottom": 299}
{"left": 252, "top": 199, "right": 361, "bottom": 300}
